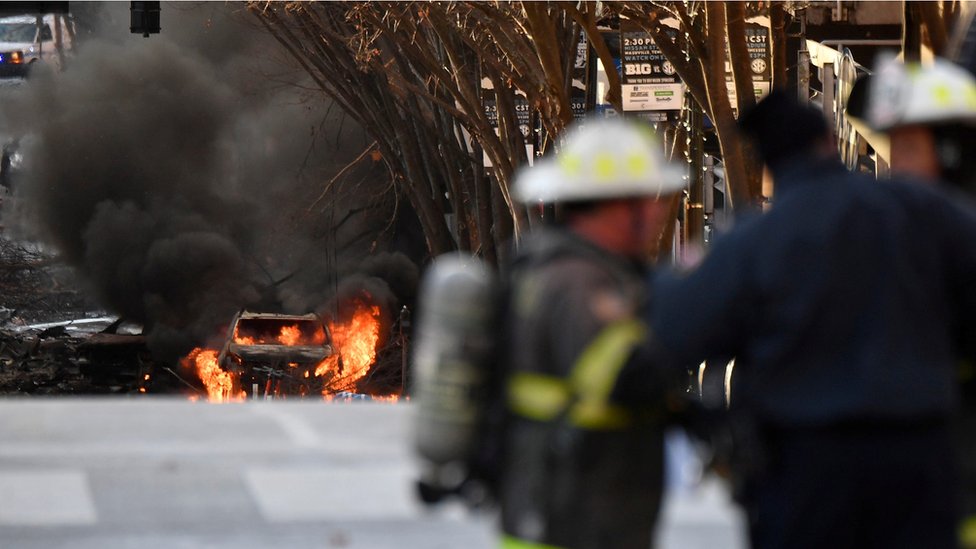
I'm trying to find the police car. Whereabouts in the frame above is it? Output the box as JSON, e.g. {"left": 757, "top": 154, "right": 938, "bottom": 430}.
{"left": 0, "top": 14, "right": 73, "bottom": 77}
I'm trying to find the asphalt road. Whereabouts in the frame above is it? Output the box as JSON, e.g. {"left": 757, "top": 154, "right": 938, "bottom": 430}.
{"left": 0, "top": 399, "right": 745, "bottom": 548}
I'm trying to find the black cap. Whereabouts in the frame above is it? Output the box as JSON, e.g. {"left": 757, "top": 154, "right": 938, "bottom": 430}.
{"left": 737, "top": 89, "right": 830, "bottom": 171}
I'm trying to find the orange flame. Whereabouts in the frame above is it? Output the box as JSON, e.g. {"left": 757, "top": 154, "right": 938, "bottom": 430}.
{"left": 315, "top": 300, "right": 382, "bottom": 394}
{"left": 234, "top": 324, "right": 326, "bottom": 346}
{"left": 182, "top": 299, "right": 393, "bottom": 401}
{"left": 181, "top": 348, "right": 243, "bottom": 402}
{"left": 280, "top": 325, "right": 301, "bottom": 346}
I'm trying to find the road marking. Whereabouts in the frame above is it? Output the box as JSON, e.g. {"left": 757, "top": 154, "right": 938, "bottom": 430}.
{"left": 249, "top": 404, "right": 326, "bottom": 448}
{"left": 244, "top": 466, "right": 419, "bottom": 522}
{"left": 0, "top": 470, "right": 97, "bottom": 525}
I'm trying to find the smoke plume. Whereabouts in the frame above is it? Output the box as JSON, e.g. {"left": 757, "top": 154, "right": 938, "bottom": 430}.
{"left": 0, "top": 3, "right": 414, "bottom": 361}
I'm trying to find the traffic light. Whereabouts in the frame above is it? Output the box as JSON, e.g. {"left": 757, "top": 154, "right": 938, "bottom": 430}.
{"left": 130, "top": 1, "right": 159, "bottom": 37}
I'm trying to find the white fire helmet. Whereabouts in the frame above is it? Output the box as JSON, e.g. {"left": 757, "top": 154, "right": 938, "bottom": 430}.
{"left": 512, "top": 117, "right": 685, "bottom": 204}
{"left": 866, "top": 53, "right": 976, "bottom": 131}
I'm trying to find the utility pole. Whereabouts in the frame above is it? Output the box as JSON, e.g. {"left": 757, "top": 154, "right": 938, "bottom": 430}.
{"left": 684, "top": 100, "right": 705, "bottom": 253}
{"left": 399, "top": 305, "right": 410, "bottom": 396}
{"left": 797, "top": 8, "right": 810, "bottom": 103}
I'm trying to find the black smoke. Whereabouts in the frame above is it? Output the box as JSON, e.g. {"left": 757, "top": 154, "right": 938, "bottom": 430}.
{"left": 0, "top": 3, "right": 417, "bottom": 361}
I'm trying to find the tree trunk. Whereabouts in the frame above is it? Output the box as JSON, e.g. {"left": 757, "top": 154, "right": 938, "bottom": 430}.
{"left": 903, "top": 1, "right": 923, "bottom": 62}
{"left": 523, "top": 3, "right": 573, "bottom": 128}
{"left": 725, "top": 2, "right": 763, "bottom": 205}
{"left": 566, "top": 2, "right": 623, "bottom": 112}
{"left": 704, "top": 3, "right": 752, "bottom": 212}
{"left": 726, "top": 2, "right": 756, "bottom": 116}
{"left": 472, "top": 143, "right": 497, "bottom": 266}
{"left": 918, "top": 1, "right": 948, "bottom": 55}
{"left": 770, "top": 2, "right": 788, "bottom": 90}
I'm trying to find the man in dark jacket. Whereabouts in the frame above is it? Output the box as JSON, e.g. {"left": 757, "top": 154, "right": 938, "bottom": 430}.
{"left": 650, "top": 90, "right": 976, "bottom": 549}
{"left": 499, "top": 117, "right": 684, "bottom": 549}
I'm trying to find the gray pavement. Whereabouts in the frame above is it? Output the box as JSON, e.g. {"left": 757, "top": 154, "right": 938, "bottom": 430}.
{"left": 0, "top": 399, "right": 745, "bottom": 548}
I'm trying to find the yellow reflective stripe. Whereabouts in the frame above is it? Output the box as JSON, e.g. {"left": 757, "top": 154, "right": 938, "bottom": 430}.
{"left": 961, "top": 514, "right": 976, "bottom": 548}
{"left": 567, "top": 319, "right": 646, "bottom": 429}
{"left": 570, "top": 318, "right": 646, "bottom": 393}
{"left": 568, "top": 399, "right": 632, "bottom": 430}
{"left": 507, "top": 372, "right": 571, "bottom": 422}
{"left": 507, "top": 319, "right": 647, "bottom": 430}
{"left": 507, "top": 373, "right": 631, "bottom": 428}
{"left": 500, "top": 535, "right": 566, "bottom": 549}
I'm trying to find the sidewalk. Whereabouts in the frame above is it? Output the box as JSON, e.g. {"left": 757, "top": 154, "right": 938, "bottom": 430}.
{"left": 0, "top": 399, "right": 744, "bottom": 548}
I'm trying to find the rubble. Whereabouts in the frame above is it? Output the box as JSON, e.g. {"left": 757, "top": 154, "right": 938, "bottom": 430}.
{"left": 0, "top": 237, "right": 174, "bottom": 395}
{"left": 0, "top": 237, "right": 408, "bottom": 398}
{"left": 0, "top": 327, "right": 192, "bottom": 396}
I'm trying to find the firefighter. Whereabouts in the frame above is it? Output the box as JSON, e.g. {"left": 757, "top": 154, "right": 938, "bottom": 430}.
{"left": 860, "top": 53, "right": 976, "bottom": 191}
{"left": 498, "top": 117, "right": 684, "bottom": 549}
{"left": 650, "top": 89, "right": 976, "bottom": 549}
{"left": 859, "top": 54, "right": 976, "bottom": 549}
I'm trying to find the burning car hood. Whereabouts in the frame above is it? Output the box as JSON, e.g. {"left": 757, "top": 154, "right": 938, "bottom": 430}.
{"left": 227, "top": 343, "right": 332, "bottom": 363}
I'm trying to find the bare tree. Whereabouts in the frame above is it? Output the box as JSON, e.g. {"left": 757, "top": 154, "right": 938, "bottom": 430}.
{"left": 917, "top": 1, "right": 962, "bottom": 56}
{"left": 615, "top": 2, "right": 764, "bottom": 211}
{"left": 251, "top": 1, "right": 776, "bottom": 264}
{"left": 249, "top": 2, "right": 606, "bottom": 265}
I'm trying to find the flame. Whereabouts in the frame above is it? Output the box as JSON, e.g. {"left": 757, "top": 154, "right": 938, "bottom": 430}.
{"left": 181, "top": 298, "right": 395, "bottom": 401}
{"left": 233, "top": 324, "right": 326, "bottom": 346}
{"left": 181, "top": 348, "right": 243, "bottom": 402}
{"left": 315, "top": 299, "right": 382, "bottom": 394}
{"left": 280, "top": 325, "right": 302, "bottom": 346}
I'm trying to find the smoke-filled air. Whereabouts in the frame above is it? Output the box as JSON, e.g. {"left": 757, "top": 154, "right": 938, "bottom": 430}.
{"left": 0, "top": 2, "right": 412, "bottom": 362}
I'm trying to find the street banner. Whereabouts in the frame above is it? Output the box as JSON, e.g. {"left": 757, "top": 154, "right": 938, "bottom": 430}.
{"left": 619, "top": 19, "right": 684, "bottom": 117}
{"left": 745, "top": 18, "right": 771, "bottom": 83}
{"left": 572, "top": 30, "right": 588, "bottom": 121}
{"left": 725, "top": 17, "right": 772, "bottom": 110}
{"left": 481, "top": 82, "right": 533, "bottom": 168}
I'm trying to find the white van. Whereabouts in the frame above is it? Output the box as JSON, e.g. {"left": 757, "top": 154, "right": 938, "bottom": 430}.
{"left": 0, "top": 14, "right": 74, "bottom": 77}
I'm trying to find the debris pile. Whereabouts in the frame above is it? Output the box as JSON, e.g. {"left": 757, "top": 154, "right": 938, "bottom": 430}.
{"left": 0, "top": 329, "right": 157, "bottom": 395}
{"left": 0, "top": 238, "right": 161, "bottom": 395}
{"left": 0, "top": 238, "right": 100, "bottom": 324}
{"left": 0, "top": 237, "right": 409, "bottom": 398}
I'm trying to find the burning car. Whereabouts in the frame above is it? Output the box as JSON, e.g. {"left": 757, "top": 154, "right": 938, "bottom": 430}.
{"left": 216, "top": 310, "right": 334, "bottom": 398}
{"left": 183, "top": 296, "right": 386, "bottom": 401}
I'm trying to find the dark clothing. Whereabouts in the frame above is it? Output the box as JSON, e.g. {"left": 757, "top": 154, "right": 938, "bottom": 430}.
{"left": 650, "top": 156, "right": 976, "bottom": 548}
{"left": 653, "top": 158, "right": 976, "bottom": 426}
{"left": 499, "top": 227, "right": 664, "bottom": 549}
{"left": 748, "top": 422, "right": 958, "bottom": 549}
